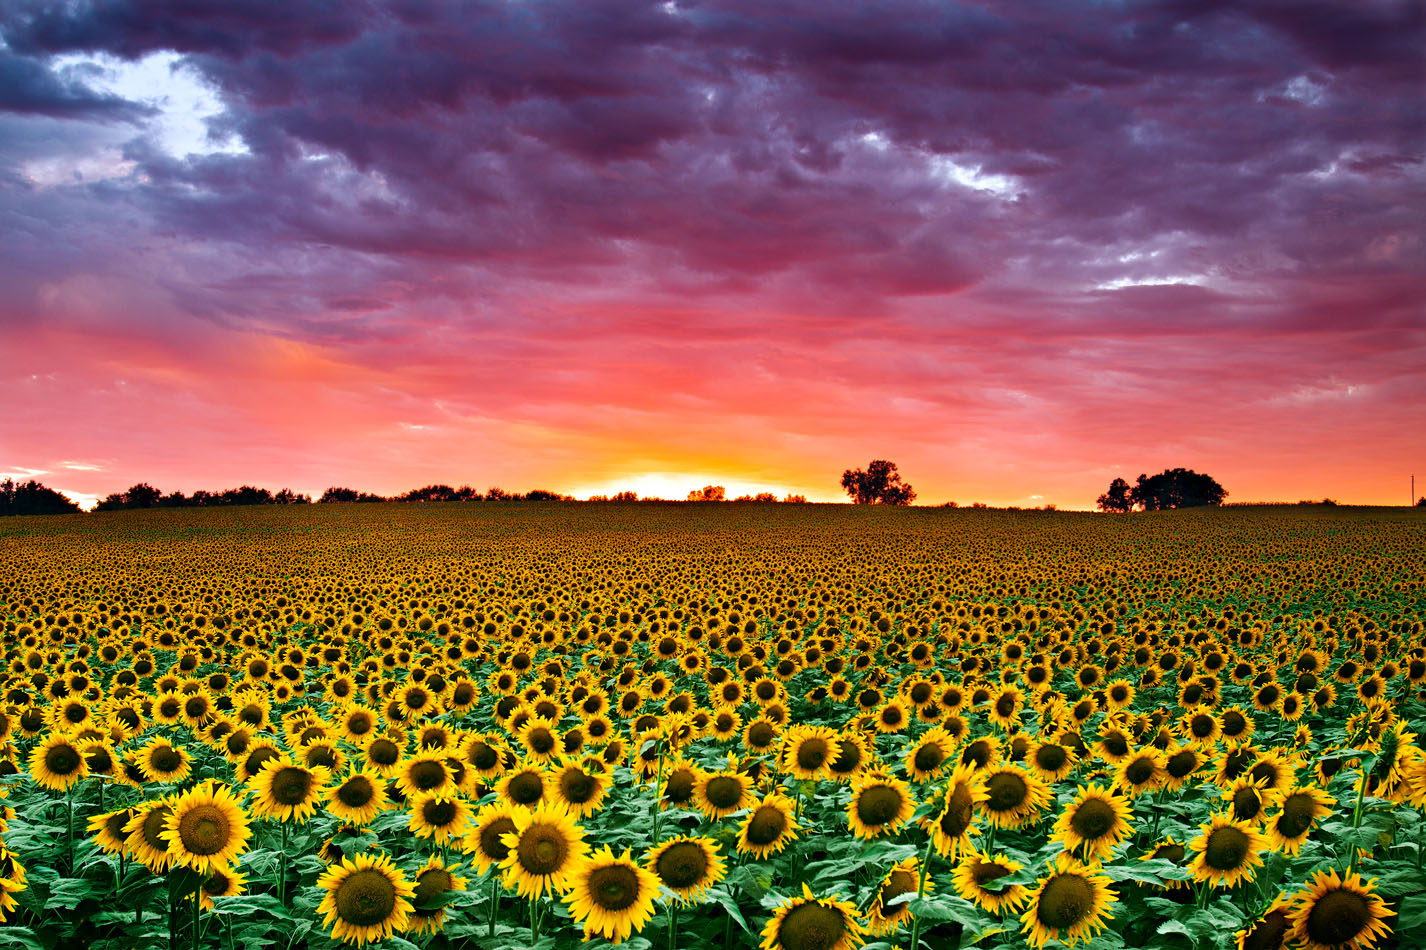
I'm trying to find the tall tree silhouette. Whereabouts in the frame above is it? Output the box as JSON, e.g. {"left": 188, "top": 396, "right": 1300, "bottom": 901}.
{"left": 841, "top": 460, "right": 916, "bottom": 505}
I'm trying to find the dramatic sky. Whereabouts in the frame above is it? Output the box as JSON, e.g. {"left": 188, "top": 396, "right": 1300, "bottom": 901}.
{"left": 1, "top": 0, "right": 1423, "bottom": 508}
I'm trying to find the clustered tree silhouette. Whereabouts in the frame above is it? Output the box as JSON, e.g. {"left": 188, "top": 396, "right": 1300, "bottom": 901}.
{"left": 841, "top": 460, "right": 916, "bottom": 505}
{"left": 0, "top": 479, "right": 80, "bottom": 516}
{"left": 95, "top": 483, "right": 312, "bottom": 510}
{"left": 1097, "top": 468, "right": 1228, "bottom": 512}
{"left": 687, "top": 485, "right": 726, "bottom": 502}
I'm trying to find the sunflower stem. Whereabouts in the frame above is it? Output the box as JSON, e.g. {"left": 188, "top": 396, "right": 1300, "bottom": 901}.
{"left": 489, "top": 876, "right": 500, "bottom": 938}
{"left": 667, "top": 904, "right": 678, "bottom": 950}
{"left": 277, "top": 822, "right": 288, "bottom": 901}
{"left": 65, "top": 787, "right": 75, "bottom": 874}
{"left": 651, "top": 744, "right": 665, "bottom": 847}
{"left": 530, "top": 897, "right": 540, "bottom": 943}
{"left": 191, "top": 881, "right": 201, "bottom": 950}
{"left": 906, "top": 822, "right": 938, "bottom": 950}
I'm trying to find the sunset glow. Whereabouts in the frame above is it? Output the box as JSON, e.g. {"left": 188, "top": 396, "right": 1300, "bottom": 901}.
{"left": 1, "top": 2, "right": 1422, "bottom": 508}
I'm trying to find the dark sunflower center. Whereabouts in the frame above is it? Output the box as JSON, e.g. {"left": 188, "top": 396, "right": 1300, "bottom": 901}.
{"left": 560, "top": 771, "right": 596, "bottom": 803}
{"left": 1125, "top": 758, "right": 1154, "bottom": 785}
{"left": 1035, "top": 744, "right": 1067, "bottom": 772}
{"left": 1241, "top": 909, "right": 1288, "bottom": 950}
{"left": 914, "top": 743, "right": 945, "bottom": 772}
{"left": 1153, "top": 843, "right": 1186, "bottom": 863}
{"left": 748, "top": 722, "right": 776, "bottom": 747}
{"left": 337, "top": 777, "right": 375, "bottom": 808}
{"left": 149, "top": 746, "right": 182, "bottom": 774}
{"left": 985, "top": 773, "right": 1028, "bottom": 811}
{"left": 334, "top": 868, "right": 398, "bottom": 927}
{"left": 414, "top": 868, "right": 452, "bottom": 906}
{"left": 177, "top": 804, "right": 230, "bottom": 855}
{"left": 1103, "top": 734, "right": 1129, "bottom": 757}
{"left": 1167, "top": 750, "right": 1198, "bottom": 778}
{"left": 422, "top": 799, "right": 458, "bottom": 827}
{"left": 369, "top": 739, "right": 400, "bottom": 766}
{"left": 972, "top": 861, "right": 1013, "bottom": 891}
{"left": 347, "top": 715, "right": 372, "bottom": 735}
{"left": 105, "top": 810, "right": 131, "bottom": 840}
{"left": 856, "top": 785, "right": 904, "bottom": 825}
{"left": 517, "top": 824, "right": 569, "bottom": 875}
{"left": 779, "top": 902, "right": 846, "bottom": 950}
{"left": 879, "top": 869, "right": 917, "bottom": 911}
{"left": 239, "top": 704, "right": 264, "bottom": 725}
{"left": 1277, "top": 794, "right": 1317, "bottom": 839}
{"left": 528, "top": 728, "right": 555, "bottom": 754}
{"left": 1070, "top": 798, "right": 1116, "bottom": 840}
{"left": 1190, "top": 715, "right": 1214, "bottom": 738}
{"left": 796, "top": 739, "right": 830, "bottom": 770}
{"left": 185, "top": 697, "right": 208, "bottom": 719}
{"left": 655, "top": 841, "right": 709, "bottom": 888}
{"left": 64, "top": 704, "right": 87, "bottom": 723}
{"left": 664, "top": 768, "right": 695, "bottom": 804}
{"left": 747, "top": 805, "right": 788, "bottom": 846}
{"left": 1223, "top": 711, "right": 1247, "bottom": 735}
{"left": 142, "top": 805, "right": 173, "bottom": 851}
{"left": 245, "top": 747, "right": 278, "bottom": 775}
{"left": 45, "top": 744, "right": 82, "bottom": 775}
{"left": 408, "top": 760, "right": 445, "bottom": 791}
{"left": 1304, "top": 889, "right": 1370, "bottom": 946}
{"left": 588, "top": 864, "right": 641, "bottom": 911}
{"left": 962, "top": 741, "right": 992, "bottom": 769}
{"left": 995, "top": 695, "right": 1015, "bottom": 717}
{"left": 1204, "top": 826, "right": 1251, "bottom": 870}
{"left": 829, "top": 740, "right": 862, "bottom": 773}
{"left": 705, "top": 776, "right": 744, "bottom": 809}
{"left": 1232, "top": 788, "right": 1263, "bottom": 821}
{"left": 941, "top": 782, "right": 974, "bottom": 836}
{"left": 1249, "top": 762, "right": 1279, "bottom": 788}
{"left": 468, "top": 741, "right": 497, "bottom": 770}
{"left": 1036, "top": 873, "right": 1094, "bottom": 929}
{"left": 306, "top": 746, "right": 338, "bottom": 768}
{"left": 270, "top": 767, "right": 314, "bottom": 805}
{"left": 508, "top": 771, "right": 543, "bottom": 804}
{"left": 203, "top": 871, "right": 232, "bottom": 896}
{"left": 479, "top": 817, "right": 516, "bottom": 860}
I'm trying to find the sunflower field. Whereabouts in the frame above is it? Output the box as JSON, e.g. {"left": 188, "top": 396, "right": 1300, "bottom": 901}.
{"left": 0, "top": 501, "right": 1423, "bottom": 950}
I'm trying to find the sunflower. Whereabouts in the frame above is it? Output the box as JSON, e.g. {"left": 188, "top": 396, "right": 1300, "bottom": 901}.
{"left": 979, "top": 765, "right": 1053, "bottom": 830}
{"left": 458, "top": 732, "right": 508, "bottom": 781}
{"left": 198, "top": 865, "right": 247, "bottom": 911}
{"left": 847, "top": 774, "right": 915, "bottom": 840}
{"left": 499, "top": 802, "right": 590, "bottom": 899}
{"left": 325, "top": 769, "right": 391, "bottom": 827}
{"left": 781, "top": 725, "right": 840, "bottom": 781}
{"left": 1114, "top": 749, "right": 1166, "bottom": 798}
{"left": 408, "top": 854, "right": 468, "bottom": 936}
{"left": 123, "top": 799, "right": 177, "bottom": 872}
{"left": 660, "top": 760, "right": 700, "bottom": 810}
{"left": 1188, "top": 812, "right": 1268, "bottom": 889}
{"left": 408, "top": 792, "right": 472, "bottom": 844}
{"left": 644, "top": 835, "right": 725, "bottom": 905}
{"left": 359, "top": 735, "right": 404, "bottom": 777}
{"left": 1286, "top": 868, "right": 1392, "bottom": 950}
{"left": 826, "top": 733, "right": 870, "bottom": 784}
{"left": 1139, "top": 837, "right": 1191, "bottom": 890}
{"left": 1264, "top": 784, "right": 1335, "bottom": 855}
{"left": 760, "top": 883, "right": 866, "bottom": 950}
{"left": 496, "top": 762, "right": 547, "bottom": 809}
{"left": 1234, "top": 893, "right": 1291, "bottom": 950}
{"left": 737, "top": 793, "right": 800, "bottom": 859}
{"left": 1019, "top": 853, "right": 1118, "bottom": 949}
{"left": 136, "top": 737, "right": 192, "bottom": 784}
{"left": 1025, "top": 737, "right": 1078, "bottom": 784}
{"left": 250, "top": 759, "right": 332, "bottom": 823}
{"left": 922, "top": 764, "right": 986, "bottom": 858}
{"left": 693, "top": 770, "right": 754, "bottom": 820}
{"left": 1219, "top": 706, "right": 1256, "bottom": 746}
{"left": 564, "top": 847, "right": 661, "bottom": 945}
{"left": 1051, "top": 785, "right": 1133, "bottom": 863}
{"left": 1224, "top": 775, "right": 1273, "bottom": 823}
{"left": 161, "top": 779, "right": 252, "bottom": 875}
{"left": 865, "top": 858, "right": 928, "bottom": 934}
{"left": 1160, "top": 743, "right": 1206, "bottom": 792}
{"left": 316, "top": 852, "right": 416, "bottom": 946}
{"left": 463, "top": 802, "right": 520, "bottom": 876}
{"left": 953, "top": 850, "right": 1028, "bottom": 915}
{"left": 395, "top": 753, "right": 457, "bottom": 799}
{"left": 29, "top": 734, "right": 88, "bottom": 790}
{"left": 516, "top": 717, "right": 562, "bottom": 765}
{"left": 903, "top": 726, "right": 955, "bottom": 783}
{"left": 88, "top": 807, "right": 137, "bottom": 855}
{"left": 551, "top": 759, "right": 609, "bottom": 817}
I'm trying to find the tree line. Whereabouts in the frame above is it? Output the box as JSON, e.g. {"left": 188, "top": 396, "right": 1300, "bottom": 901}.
{"left": 0, "top": 479, "right": 81, "bottom": 516}
{"left": 1096, "top": 468, "right": 1228, "bottom": 511}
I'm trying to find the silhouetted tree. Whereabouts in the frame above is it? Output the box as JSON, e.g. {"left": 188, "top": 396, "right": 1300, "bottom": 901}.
{"left": 124, "top": 483, "right": 162, "bottom": 508}
{"left": 523, "top": 489, "right": 563, "bottom": 501}
{"left": 320, "top": 487, "right": 359, "bottom": 503}
{"left": 783, "top": 494, "right": 808, "bottom": 503}
{"left": 485, "top": 487, "right": 511, "bottom": 500}
{"left": 1417, "top": 496, "right": 1425, "bottom": 507}
{"left": 611, "top": 491, "right": 639, "bottom": 502}
{"left": 274, "top": 488, "right": 311, "bottom": 504}
{"left": 0, "top": 479, "right": 80, "bottom": 516}
{"left": 841, "top": 460, "right": 915, "bottom": 505}
{"left": 157, "top": 491, "right": 188, "bottom": 507}
{"left": 1097, "top": 478, "right": 1134, "bottom": 513}
{"left": 453, "top": 486, "right": 481, "bottom": 501}
{"left": 687, "top": 485, "right": 726, "bottom": 501}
